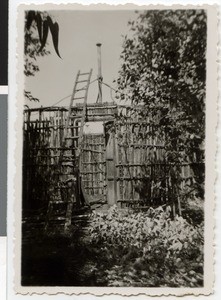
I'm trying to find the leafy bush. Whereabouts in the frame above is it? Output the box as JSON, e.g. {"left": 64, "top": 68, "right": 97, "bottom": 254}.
{"left": 88, "top": 205, "right": 204, "bottom": 287}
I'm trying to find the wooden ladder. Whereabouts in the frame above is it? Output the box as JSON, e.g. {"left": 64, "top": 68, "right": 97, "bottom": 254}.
{"left": 45, "top": 69, "right": 93, "bottom": 232}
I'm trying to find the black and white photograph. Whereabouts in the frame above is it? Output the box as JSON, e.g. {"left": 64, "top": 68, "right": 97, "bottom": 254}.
{"left": 15, "top": 4, "right": 217, "bottom": 295}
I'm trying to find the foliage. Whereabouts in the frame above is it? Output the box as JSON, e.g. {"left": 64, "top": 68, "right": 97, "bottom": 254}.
{"left": 116, "top": 10, "right": 206, "bottom": 200}
{"left": 26, "top": 11, "right": 61, "bottom": 57}
{"left": 24, "top": 91, "right": 40, "bottom": 102}
{"left": 24, "top": 11, "right": 61, "bottom": 101}
{"left": 88, "top": 205, "right": 204, "bottom": 287}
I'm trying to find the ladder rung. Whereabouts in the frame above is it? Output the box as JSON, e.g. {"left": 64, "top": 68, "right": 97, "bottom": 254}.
{"left": 68, "top": 126, "right": 80, "bottom": 129}
{"left": 55, "top": 172, "right": 76, "bottom": 175}
{"left": 82, "top": 161, "right": 106, "bottom": 164}
{"left": 49, "top": 201, "right": 69, "bottom": 205}
{"left": 61, "top": 162, "right": 75, "bottom": 166}
{"left": 65, "top": 136, "right": 79, "bottom": 139}
{"left": 55, "top": 186, "right": 72, "bottom": 190}
{"left": 49, "top": 217, "right": 66, "bottom": 221}
{"left": 76, "top": 80, "right": 88, "bottom": 83}
{"left": 61, "top": 159, "right": 76, "bottom": 163}
{"left": 69, "top": 116, "right": 81, "bottom": 119}
{"left": 76, "top": 88, "right": 87, "bottom": 92}
{"left": 73, "top": 97, "right": 85, "bottom": 100}
{"left": 59, "top": 147, "right": 77, "bottom": 150}
{"left": 79, "top": 72, "right": 90, "bottom": 76}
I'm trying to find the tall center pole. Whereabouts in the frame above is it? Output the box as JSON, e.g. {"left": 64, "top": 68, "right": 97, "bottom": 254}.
{"left": 96, "top": 43, "right": 103, "bottom": 103}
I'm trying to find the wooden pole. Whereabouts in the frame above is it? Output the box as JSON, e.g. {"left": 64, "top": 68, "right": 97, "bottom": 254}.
{"left": 96, "top": 43, "right": 103, "bottom": 103}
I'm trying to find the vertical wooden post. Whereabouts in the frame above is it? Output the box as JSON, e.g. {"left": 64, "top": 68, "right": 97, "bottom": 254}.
{"left": 177, "top": 195, "right": 182, "bottom": 216}
{"left": 106, "top": 130, "right": 117, "bottom": 206}
{"left": 115, "top": 130, "right": 120, "bottom": 205}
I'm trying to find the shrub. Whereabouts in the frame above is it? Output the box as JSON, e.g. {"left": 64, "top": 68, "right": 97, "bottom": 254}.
{"left": 88, "top": 205, "right": 204, "bottom": 287}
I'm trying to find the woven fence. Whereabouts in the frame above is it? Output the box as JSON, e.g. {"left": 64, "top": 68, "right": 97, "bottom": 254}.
{"left": 23, "top": 105, "right": 203, "bottom": 214}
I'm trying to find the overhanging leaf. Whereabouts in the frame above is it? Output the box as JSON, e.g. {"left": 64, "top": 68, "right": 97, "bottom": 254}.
{"left": 26, "top": 11, "right": 36, "bottom": 30}
{"left": 35, "top": 12, "right": 43, "bottom": 44}
{"left": 39, "top": 19, "right": 49, "bottom": 52}
{"left": 47, "top": 16, "right": 61, "bottom": 58}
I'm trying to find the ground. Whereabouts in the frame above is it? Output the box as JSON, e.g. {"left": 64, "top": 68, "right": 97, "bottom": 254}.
{"left": 22, "top": 203, "right": 204, "bottom": 287}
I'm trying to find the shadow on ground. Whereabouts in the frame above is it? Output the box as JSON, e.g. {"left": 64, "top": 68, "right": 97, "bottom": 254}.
{"left": 21, "top": 211, "right": 107, "bottom": 286}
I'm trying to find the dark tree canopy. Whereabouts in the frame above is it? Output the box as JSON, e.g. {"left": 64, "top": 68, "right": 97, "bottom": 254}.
{"left": 117, "top": 10, "right": 206, "bottom": 198}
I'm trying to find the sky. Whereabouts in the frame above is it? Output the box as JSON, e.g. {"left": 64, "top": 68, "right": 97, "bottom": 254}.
{"left": 25, "top": 10, "right": 137, "bottom": 109}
